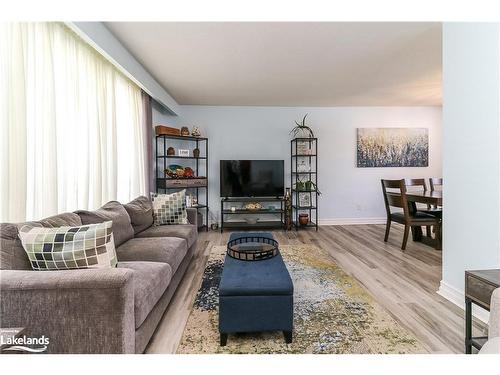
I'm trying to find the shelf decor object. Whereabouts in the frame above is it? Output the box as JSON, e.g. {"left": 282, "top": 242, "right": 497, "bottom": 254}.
{"left": 291, "top": 137, "right": 318, "bottom": 231}
{"left": 284, "top": 188, "right": 292, "bottom": 230}
{"left": 243, "top": 202, "right": 262, "bottom": 211}
{"left": 191, "top": 126, "right": 201, "bottom": 137}
{"left": 155, "top": 125, "right": 181, "bottom": 136}
{"left": 299, "top": 213, "right": 309, "bottom": 226}
{"left": 155, "top": 133, "right": 209, "bottom": 231}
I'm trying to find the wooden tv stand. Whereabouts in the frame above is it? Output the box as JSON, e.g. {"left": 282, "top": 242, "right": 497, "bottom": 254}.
{"left": 220, "top": 197, "right": 285, "bottom": 232}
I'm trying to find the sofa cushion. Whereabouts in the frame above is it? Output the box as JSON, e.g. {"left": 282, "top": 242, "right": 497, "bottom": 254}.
{"left": 1, "top": 212, "right": 83, "bottom": 270}
{"left": 32, "top": 212, "right": 83, "bottom": 228}
{"left": 1, "top": 223, "right": 32, "bottom": 270}
{"left": 18, "top": 221, "right": 117, "bottom": 270}
{"left": 118, "top": 261, "right": 173, "bottom": 329}
{"left": 76, "top": 201, "right": 134, "bottom": 247}
{"left": 116, "top": 237, "right": 187, "bottom": 274}
{"left": 124, "top": 196, "right": 154, "bottom": 235}
{"left": 135, "top": 224, "right": 197, "bottom": 248}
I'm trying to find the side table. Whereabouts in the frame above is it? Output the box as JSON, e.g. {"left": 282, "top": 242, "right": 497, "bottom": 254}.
{"left": 465, "top": 269, "right": 500, "bottom": 353}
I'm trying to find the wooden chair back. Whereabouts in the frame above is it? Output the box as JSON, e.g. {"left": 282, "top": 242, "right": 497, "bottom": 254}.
{"left": 404, "top": 178, "right": 429, "bottom": 209}
{"left": 429, "top": 178, "right": 443, "bottom": 191}
{"left": 381, "top": 179, "right": 410, "bottom": 219}
{"left": 404, "top": 178, "right": 427, "bottom": 191}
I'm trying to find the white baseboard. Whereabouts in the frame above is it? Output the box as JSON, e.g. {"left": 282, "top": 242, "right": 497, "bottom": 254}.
{"left": 319, "top": 217, "right": 386, "bottom": 226}
{"left": 437, "top": 280, "right": 490, "bottom": 324}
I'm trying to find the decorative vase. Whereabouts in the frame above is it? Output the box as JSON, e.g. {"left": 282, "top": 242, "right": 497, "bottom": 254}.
{"left": 284, "top": 188, "right": 292, "bottom": 230}
{"left": 167, "top": 147, "right": 175, "bottom": 156}
{"left": 297, "top": 127, "right": 313, "bottom": 138}
{"left": 299, "top": 213, "right": 309, "bottom": 226}
{"left": 181, "top": 126, "right": 190, "bottom": 136}
{"left": 193, "top": 148, "right": 200, "bottom": 158}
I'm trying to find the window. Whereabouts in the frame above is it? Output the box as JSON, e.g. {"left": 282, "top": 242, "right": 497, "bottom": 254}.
{"left": 0, "top": 22, "right": 147, "bottom": 222}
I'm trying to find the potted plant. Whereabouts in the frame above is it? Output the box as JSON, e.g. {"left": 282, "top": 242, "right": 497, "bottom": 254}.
{"left": 294, "top": 178, "right": 322, "bottom": 195}
{"left": 305, "top": 181, "right": 322, "bottom": 195}
{"left": 290, "top": 114, "right": 314, "bottom": 138}
{"left": 295, "top": 180, "right": 306, "bottom": 191}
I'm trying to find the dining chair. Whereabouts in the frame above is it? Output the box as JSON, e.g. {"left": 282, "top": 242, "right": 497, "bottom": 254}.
{"left": 403, "top": 178, "right": 428, "bottom": 203}
{"left": 428, "top": 177, "right": 443, "bottom": 211}
{"left": 404, "top": 178, "right": 428, "bottom": 190}
{"left": 404, "top": 178, "right": 432, "bottom": 236}
{"left": 381, "top": 179, "right": 441, "bottom": 250}
{"left": 429, "top": 177, "right": 443, "bottom": 191}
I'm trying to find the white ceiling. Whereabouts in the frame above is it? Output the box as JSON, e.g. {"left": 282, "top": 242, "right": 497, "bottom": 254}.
{"left": 105, "top": 22, "right": 442, "bottom": 107}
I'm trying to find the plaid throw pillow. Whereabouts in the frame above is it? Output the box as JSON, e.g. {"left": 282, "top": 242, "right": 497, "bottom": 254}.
{"left": 18, "top": 221, "right": 118, "bottom": 271}
{"left": 152, "top": 190, "right": 188, "bottom": 225}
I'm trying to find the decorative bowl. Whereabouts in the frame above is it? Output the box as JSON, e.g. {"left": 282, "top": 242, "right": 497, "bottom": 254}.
{"left": 245, "top": 217, "right": 259, "bottom": 225}
{"left": 244, "top": 202, "right": 262, "bottom": 211}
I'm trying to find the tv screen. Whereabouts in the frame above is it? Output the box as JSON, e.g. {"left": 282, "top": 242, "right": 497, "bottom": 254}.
{"left": 220, "top": 160, "right": 284, "bottom": 197}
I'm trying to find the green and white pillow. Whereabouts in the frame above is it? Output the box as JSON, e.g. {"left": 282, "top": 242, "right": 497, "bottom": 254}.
{"left": 152, "top": 190, "right": 188, "bottom": 225}
{"left": 18, "top": 221, "right": 117, "bottom": 271}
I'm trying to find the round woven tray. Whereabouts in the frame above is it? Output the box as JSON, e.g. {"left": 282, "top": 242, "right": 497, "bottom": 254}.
{"left": 226, "top": 236, "right": 279, "bottom": 261}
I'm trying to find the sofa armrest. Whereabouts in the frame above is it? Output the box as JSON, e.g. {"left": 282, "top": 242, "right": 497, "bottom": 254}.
{"left": 489, "top": 288, "right": 500, "bottom": 338}
{"left": 187, "top": 208, "right": 198, "bottom": 227}
{"left": 0, "top": 268, "right": 135, "bottom": 353}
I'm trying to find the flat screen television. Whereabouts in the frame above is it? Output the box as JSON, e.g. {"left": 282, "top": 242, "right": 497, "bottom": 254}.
{"left": 220, "top": 160, "right": 284, "bottom": 197}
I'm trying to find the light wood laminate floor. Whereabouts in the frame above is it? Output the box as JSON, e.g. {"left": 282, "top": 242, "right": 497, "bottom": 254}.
{"left": 145, "top": 224, "right": 487, "bottom": 354}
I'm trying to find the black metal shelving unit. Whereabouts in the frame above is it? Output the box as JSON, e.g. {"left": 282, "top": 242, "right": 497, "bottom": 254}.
{"left": 291, "top": 138, "right": 318, "bottom": 231}
{"left": 155, "top": 134, "right": 209, "bottom": 231}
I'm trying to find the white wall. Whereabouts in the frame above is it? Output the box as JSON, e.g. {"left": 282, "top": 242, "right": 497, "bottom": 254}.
{"left": 177, "top": 106, "right": 442, "bottom": 223}
{"left": 439, "top": 23, "right": 500, "bottom": 315}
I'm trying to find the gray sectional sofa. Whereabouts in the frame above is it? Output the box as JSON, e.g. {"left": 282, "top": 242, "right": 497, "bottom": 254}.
{"left": 0, "top": 196, "right": 198, "bottom": 353}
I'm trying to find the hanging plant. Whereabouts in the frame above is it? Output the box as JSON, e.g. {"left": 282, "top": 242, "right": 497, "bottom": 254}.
{"left": 290, "top": 114, "right": 314, "bottom": 138}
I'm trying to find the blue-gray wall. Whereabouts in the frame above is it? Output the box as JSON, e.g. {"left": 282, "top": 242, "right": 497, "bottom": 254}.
{"left": 169, "top": 105, "right": 442, "bottom": 225}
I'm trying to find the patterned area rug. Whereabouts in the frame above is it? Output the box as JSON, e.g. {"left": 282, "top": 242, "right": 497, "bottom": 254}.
{"left": 177, "top": 244, "right": 426, "bottom": 354}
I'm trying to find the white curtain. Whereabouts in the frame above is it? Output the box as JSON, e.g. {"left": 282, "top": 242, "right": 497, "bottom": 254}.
{"left": 0, "top": 22, "right": 147, "bottom": 222}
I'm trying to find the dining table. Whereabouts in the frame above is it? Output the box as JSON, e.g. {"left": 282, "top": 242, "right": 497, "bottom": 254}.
{"left": 405, "top": 190, "right": 442, "bottom": 250}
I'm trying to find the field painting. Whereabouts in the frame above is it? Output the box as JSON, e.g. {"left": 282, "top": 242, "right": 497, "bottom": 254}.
{"left": 356, "top": 128, "right": 428, "bottom": 168}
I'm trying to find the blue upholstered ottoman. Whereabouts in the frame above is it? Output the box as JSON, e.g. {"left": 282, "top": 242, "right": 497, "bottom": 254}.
{"left": 218, "top": 232, "right": 294, "bottom": 346}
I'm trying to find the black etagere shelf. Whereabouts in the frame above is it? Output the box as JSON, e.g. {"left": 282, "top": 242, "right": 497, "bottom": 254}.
{"left": 291, "top": 138, "right": 318, "bottom": 231}
{"left": 155, "top": 134, "right": 209, "bottom": 231}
